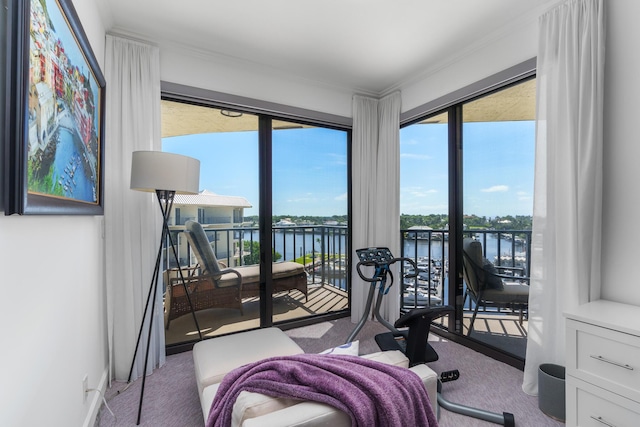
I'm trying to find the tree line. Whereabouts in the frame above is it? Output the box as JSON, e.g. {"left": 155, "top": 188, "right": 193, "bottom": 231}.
{"left": 401, "top": 214, "right": 532, "bottom": 231}
{"left": 245, "top": 214, "right": 531, "bottom": 231}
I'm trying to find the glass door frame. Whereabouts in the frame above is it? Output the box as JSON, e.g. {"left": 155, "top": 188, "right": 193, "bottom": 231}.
{"left": 400, "top": 69, "right": 536, "bottom": 370}
{"left": 161, "top": 92, "right": 353, "bottom": 352}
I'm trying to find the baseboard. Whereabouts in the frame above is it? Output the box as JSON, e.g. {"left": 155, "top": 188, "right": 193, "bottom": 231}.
{"left": 83, "top": 366, "right": 109, "bottom": 427}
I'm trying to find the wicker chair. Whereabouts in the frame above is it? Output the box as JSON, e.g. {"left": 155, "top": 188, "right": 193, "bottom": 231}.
{"left": 165, "top": 220, "right": 308, "bottom": 329}
{"left": 164, "top": 221, "right": 244, "bottom": 329}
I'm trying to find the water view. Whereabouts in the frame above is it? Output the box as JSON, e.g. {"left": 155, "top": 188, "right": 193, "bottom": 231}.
{"left": 51, "top": 128, "right": 94, "bottom": 202}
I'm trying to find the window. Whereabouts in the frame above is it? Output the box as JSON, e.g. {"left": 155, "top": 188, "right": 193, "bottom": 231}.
{"left": 271, "top": 119, "right": 349, "bottom": 322}
{"left": 400, "top": 76, "right": 535, "bottom": 364}
{"left": 161, "top": 97, "right": 351, "bottom": 347}
{"left": 233, "top": 208, "right": 242, "bottom": 224}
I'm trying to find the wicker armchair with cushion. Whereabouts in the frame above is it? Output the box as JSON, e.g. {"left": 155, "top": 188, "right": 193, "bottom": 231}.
{"left": 164, "top": 222, "right": 244, "bottom": 329}
{"left": 164, "top": 220, "right": 308, "bottom": 329}
{"left": 462, "top": 237, "right": 530, "bottom": 335}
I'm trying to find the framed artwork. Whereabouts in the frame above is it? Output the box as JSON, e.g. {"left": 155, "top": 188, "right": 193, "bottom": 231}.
{"left": 4, "top": 0, "right": 105, "bottom": 215}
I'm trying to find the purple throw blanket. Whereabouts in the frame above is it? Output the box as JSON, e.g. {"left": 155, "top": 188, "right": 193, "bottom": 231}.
{"left": 206, "top": 353, "right": 438, "bottom": 427}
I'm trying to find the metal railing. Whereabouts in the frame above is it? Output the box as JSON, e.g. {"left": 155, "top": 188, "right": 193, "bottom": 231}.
{"left": 163, "top": 224, "right": 349, "bottom": 292}
{"left": 164, "top": 224, "right": 530, "bottom": 315}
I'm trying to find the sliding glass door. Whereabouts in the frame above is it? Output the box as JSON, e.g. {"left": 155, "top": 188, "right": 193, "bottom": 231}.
{"left": 160, "top": 99, "right": 350, "bottom": 347}
{"left": 161, "top": 102, "right": 261, "bottom": 345}
{"left": 461, "top": 78, "right": 535, "bottom": 359}
{"left": 399, "top": 77, "right": 535, "bottom": 362}
{"left": 400, "top": 110, "right": 449, "bottom": 328}
{"left": 271, "top": 119, "right": 349, "bottom": 323}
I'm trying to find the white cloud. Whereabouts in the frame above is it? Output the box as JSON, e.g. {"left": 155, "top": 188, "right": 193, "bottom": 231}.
{"left": 481, "top": 185, "right": 509, "bottom": 193}
{"left": 334, "top": 192, "right": 348, "bottom": 201}
{"left": 401, "top": 186, "right": 437, "bottom": 197}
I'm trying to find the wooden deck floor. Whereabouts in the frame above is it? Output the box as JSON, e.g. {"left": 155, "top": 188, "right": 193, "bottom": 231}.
{"left": 165, "top": 283, "right": 527, "bottom": 360}
{"left": 165, "top": 282, "right": 348, "bottom": 346}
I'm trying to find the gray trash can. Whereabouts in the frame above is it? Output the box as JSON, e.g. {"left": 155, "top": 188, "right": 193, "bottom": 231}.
{"left": 538, "top": 363, "right": 566, "bottom": 422}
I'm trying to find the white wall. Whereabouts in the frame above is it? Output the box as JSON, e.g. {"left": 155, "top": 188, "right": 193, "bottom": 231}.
{"left": 600, "top": 0, "right": 640, "bottom": 305}
{"left": 0, "top": 1, "right": 108, "bottom": 426}
{"left": 159, "top": 43, "right": 354, "bottom": 118}
{"left": 398, "top": 7, "right": 541, "bottom": 113}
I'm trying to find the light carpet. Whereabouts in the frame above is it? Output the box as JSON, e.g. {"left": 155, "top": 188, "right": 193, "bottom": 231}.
{"left": 97, "top": 317, "right": 564, "bottom": 426}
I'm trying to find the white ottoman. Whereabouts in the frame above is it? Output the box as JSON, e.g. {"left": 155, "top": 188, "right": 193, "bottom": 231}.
{"left": 193, "top": 327, "right": 304, "bottom": 395}
{"left": 194, "top": 328, "right": 439, "bottom": 426}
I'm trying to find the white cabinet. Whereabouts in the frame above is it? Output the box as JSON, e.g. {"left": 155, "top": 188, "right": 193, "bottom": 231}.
{"left": 565, "top": 300, "right": 640, "bottom": 427}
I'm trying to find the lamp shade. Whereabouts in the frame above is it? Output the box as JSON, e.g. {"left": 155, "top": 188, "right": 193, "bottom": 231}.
{"left": 130, "top": 151, "right": 200, "bottom": 194}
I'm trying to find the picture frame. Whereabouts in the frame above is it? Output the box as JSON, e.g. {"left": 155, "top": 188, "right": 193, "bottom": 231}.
{"left": 4, "top": 0, "right": 105, "bottom": 215}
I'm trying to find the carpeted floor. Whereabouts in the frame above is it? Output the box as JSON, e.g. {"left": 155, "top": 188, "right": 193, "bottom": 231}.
{"left": 97, "top": 318, "right": 564, "bottom": 426}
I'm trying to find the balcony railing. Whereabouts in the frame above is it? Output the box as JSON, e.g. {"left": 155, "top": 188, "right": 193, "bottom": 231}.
{"left": 163, "top": 224, "right": 531, "bottom": 356}
{"left": 163, "top": 224, "right": 530, "bottom": 316}
{"left": 163, "top": 224, "right": 349, "bottom": 292}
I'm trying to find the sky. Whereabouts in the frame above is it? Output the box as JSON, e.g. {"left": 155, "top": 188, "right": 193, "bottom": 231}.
{"left": 400, "top": 120, "right": 535, "bottom": 218}
{"left": 163, "top": 127, "right": 348, "bottom": 217}
{"left": 163, "top": 120, "right": 535, "bottom": 218}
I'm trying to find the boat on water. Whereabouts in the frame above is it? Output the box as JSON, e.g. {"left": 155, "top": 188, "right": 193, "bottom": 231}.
{"left": 403, "top": 287, "right": 443, "bottom": 306}
{"left": 274, "top": 218, "right": 297, "bottom": 228}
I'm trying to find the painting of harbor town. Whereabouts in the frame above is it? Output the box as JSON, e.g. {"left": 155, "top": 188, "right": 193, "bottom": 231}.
{"left": 7, "top": 0, "right": 105, "bottom": 214}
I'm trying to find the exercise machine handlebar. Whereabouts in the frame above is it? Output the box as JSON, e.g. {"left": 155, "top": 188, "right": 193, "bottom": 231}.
{"left": 347, "top": 247, "right": 418, "bottom": 343}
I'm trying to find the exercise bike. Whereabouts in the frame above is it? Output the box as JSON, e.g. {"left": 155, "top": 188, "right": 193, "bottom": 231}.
{"left": 347, "top": 247, "right": 515, "bottom": 427}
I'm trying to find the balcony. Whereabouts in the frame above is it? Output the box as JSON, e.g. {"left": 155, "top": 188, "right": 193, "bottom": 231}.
{"left": 163, "top": 224, "right": 349, "bottom": 346}
{"left": 401, "top": 228, "right": 531, "bottom": 359}
{"left": 164, "top": 225, "right": 531, "bottom": 360}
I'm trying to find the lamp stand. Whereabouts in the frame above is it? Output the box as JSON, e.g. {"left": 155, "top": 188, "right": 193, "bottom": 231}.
{"left": 127, "top": 189, "right": 203, "bottom": 424}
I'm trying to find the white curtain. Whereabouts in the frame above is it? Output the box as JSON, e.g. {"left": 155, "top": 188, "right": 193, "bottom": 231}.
{"left": 104, "top": 35, "right": 165, "bottom": 382}
{"left": 351, "top": 92, "right": 402, "bottom": 324}
{"left": 522, "top": 0, "right": 604, "bottom": 395}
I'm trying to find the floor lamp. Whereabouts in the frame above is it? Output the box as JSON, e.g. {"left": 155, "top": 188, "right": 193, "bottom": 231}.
{"left": 128, "top": 150, "right": 202, "bottom": 424}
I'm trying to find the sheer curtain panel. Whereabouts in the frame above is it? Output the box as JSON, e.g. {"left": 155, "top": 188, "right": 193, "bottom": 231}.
{"left": 104, "top": 35, "right": 165, "bottom": 382}
{"left": 522, "top": 0, "right": 604, "bottom": 395}
{"left": 351, "top": 92, "right": 402, "bottom": 324}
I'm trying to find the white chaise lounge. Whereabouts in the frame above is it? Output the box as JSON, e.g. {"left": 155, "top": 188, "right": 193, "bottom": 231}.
{"left": 193, "top": 327, "right": 439, "bottom": 427}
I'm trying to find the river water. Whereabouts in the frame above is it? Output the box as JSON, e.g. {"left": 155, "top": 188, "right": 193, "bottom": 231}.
{"left": 51, "top": 127, "right": 94, "bottom": 202}
{"left": 250, "top": 229, "right": 527, "bottom": 293}
{"left": 260, "top": 229, "right": 523, "bottom": 265}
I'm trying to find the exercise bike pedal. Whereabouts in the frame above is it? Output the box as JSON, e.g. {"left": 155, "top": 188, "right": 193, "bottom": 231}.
{"left": 440, "top": 370, "right": 460, "bottom": 383}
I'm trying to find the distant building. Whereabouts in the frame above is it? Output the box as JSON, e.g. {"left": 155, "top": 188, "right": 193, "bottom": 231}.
{"left": 32, "top": 82, "right": 56, "bottom": 148}
{"left": 406, "top": 225, "right": 433, "bottom": 240}
{"left": 169, "top": 190, "right": 252, "bottom": 267}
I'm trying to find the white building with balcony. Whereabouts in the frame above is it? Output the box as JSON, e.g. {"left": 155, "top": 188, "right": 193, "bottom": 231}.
{"left": 169, "top": 189, "right": 252, "bottom": 266}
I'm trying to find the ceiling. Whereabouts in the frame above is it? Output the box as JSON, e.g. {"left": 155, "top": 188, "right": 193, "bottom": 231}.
{"left": 161, "top": 78, "right": 536, "bottom": 137}
{"left": 161, "top": 100, "right": 312, "bottom": 137}
{"left": 99, "top": 0, "right": 553, "bottom": 95}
